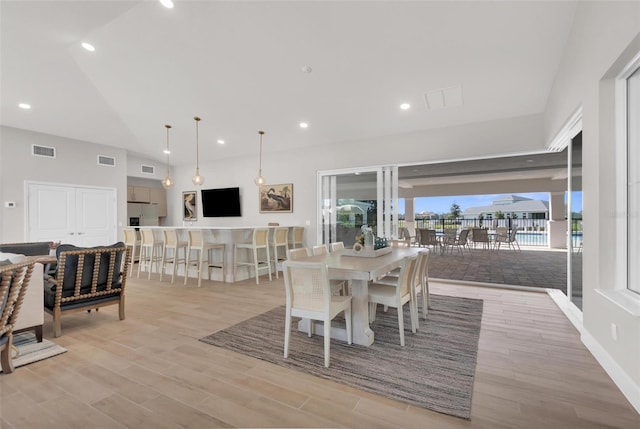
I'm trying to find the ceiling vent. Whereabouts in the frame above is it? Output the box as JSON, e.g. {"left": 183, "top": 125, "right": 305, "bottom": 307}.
{"left": 97, "top": 155, "right": 116, "bottom": 167}
{"left": 141, "top": 164, "right": 155, "bottom": 175}
{"left": 32, "top": 144, "right": 56, "bottom": 158}
{"left": 424, "top": 84, "right": 463, "bottom": 111}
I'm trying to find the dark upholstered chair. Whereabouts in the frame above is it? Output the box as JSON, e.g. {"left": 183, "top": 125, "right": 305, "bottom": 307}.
{"left": 44, "top": 243, "right": 129, "bottom": 337}
{"left": 0, "top": 242, "right": 50, "bottom": 257}
{"left": 0, "top": 260, "right": 35, "bottom": 374}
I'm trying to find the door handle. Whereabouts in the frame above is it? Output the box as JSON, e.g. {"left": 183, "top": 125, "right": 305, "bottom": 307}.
{"left": 68, "top": 232, "right": 75, "bottom": 235}
{"left": 77, "top": 232, "right": 85, "bottom": 235}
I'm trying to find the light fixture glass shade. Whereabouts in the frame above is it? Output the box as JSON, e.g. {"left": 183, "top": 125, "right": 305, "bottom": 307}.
{"left": 192, "top": 169, "right": 205, "bottom": 186}
{"left": 254, "top": 173, "right": 265, "bottom": 186}
{"left": 255, "top": 130, "right": 265, "bottom": 186}
{"left": 192, "top": 116, "right": 204, "bottom": 186}
{"left": 162, "top": 124, "right": 174, "bottom": 188}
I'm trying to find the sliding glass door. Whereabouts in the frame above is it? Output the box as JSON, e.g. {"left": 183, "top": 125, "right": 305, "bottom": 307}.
{"left": 317, "top": 166, "right": 398, "bottom": 247}
{"left": 569, "top": 132, "right": 583, "bottom": 310}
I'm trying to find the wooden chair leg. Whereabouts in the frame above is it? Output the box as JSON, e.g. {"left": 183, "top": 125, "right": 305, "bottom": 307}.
{"left": 119, "top": 296, "right": 126, "bottom": 320}
{"left": 0, "top": 335, "right": 15, "bottom": 374}
{"left": 53, "top": 308, "right": 62, "bottom": 338}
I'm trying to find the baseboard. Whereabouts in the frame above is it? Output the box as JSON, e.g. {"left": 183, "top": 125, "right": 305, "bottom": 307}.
{"left": 581, "top": 327, "right": 640, "bottom": 414}
{"left": 546, "top": 290, "right": 639, "bottom": 413}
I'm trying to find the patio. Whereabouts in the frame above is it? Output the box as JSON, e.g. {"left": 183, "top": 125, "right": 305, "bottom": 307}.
{"left": 427, "top": 246, "right": 578, "bottom": 294}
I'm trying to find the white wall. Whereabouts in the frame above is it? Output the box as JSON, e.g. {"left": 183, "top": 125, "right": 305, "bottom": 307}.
{"left": 543, "top": 1, "right": 640, "bottom": 409}
{"left": 165, "top": 113, "right": 546, "bottom": 246}
{"left": 0, "top": 126, "right": 129, "bottom": 243}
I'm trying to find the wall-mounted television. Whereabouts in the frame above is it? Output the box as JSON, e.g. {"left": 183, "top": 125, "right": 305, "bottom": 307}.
{"left": 201, "top": 187, "right": 241, "bottom": 217}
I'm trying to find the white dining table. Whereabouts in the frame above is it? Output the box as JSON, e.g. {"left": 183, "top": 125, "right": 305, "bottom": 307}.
{"left": 297, "top": 246, "right": 421, "bottom": 346}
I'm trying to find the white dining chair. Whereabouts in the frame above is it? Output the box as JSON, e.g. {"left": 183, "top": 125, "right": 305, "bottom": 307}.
{"left": 368, "top": 255, "right": 418, "bottom": 346}
{"left": 282, "top": 260, "right": 352, "bottom": 368}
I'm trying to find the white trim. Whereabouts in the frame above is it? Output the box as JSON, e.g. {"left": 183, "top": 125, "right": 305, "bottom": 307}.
{"left": 581, "top": 329, "right": 640, "bottom": 414}
{"left": 547, "top": 106, "right": 583, "bottom": 152}
{"left": 547, "top": 288, "right": 583, "bottom": 333}
{"left": 549, "top": 287, "right": 640, "bottom": 414}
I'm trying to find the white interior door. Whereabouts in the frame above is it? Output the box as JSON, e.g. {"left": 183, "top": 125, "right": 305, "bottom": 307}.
{"left": 28, "top": 183, "right": 117, "bottom": 246}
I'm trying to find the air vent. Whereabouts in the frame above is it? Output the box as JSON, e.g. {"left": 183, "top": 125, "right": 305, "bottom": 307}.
{"left": 97, "top": 155, "right": 116, "bottom": 167}
{"left": 141, "top": 164, "right": 155, "bottom": 174}
{"left": 32, "top": 144, "right": 56, "bottom": 158}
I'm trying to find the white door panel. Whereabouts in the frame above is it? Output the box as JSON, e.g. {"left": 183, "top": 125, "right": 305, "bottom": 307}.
{"left": 76, "top": 188, "right": 116, "bottom": 246}
{"left": 28, "top": 183, "right": 116, "bottom": 247}
{"left": 28, "top": 185, "right": 76, "bottom": 243}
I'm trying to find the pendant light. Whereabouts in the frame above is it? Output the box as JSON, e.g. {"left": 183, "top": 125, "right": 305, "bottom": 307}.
{"left": 254, "top": 130, "right": 265, "bottom": 185}
{"left": 192, "top": 116, "right": 204, "bottom": 186}
{"left": 161, "top": 124, "right": 174, "bottom": 189}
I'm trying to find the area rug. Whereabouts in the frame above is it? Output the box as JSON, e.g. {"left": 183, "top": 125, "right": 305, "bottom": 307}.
{"left": 200, "top": 294, "right": 483, "bottom": 419}
{"left": 0, "top": 332, "right": 67, "bottom": 373}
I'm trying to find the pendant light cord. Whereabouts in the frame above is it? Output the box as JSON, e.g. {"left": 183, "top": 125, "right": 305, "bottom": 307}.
{"left": 195, "top": 117, "right": 201, "bottom": 170}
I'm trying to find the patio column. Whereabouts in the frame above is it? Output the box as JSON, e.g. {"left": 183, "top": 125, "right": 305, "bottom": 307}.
{"left": 547, "top": 191, "right": 567, "bottom": 249}
{"left": 404, "top": 198, "right": 415, "bottom": 231}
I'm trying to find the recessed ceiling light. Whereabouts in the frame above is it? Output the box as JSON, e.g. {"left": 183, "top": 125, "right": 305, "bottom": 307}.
{"left": 163, "top": 149, "right": 171, "bottom": 154}
{"left": 301, "top": 65, "right": 312, "bottom": 74}
{"left": 217, "top": 139, "right": 225, "bottom": 145}
{"left": 159, "top": 0, "right": 174, "bottom": 8}
{"left": 299, "top": 122, "right": 309, "bottom": 128}
{"left": 81, "top": 42, "right": 95, "bottom": 52}
{"left": 400, "top": 103, "right": 411, "bottom": 110}
{"left": 18, "top": 103, "right": 31, "bottom": 109}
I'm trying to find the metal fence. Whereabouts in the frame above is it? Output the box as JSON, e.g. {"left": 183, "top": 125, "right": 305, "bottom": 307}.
{"left": 397, "top": 217, "right": 583, "bottom": 247}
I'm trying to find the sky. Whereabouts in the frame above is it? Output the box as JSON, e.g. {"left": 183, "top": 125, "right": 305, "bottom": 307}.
{"left": 397, "top": 192, "right": 583, "bottom": 215}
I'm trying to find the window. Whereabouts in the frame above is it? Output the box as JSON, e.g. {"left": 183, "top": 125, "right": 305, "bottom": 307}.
{"left": 626, "top": 64, "right": 640, "bottom": 293}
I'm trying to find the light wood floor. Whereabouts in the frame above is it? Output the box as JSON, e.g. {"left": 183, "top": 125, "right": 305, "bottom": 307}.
{"left": 1, "top": 271, "right": 638, "bottom": 428}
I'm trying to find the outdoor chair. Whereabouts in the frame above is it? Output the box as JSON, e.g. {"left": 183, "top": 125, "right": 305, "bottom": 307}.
{"left": 471, "top": 228, "right": 491, "bottom": 251}
{"left": 495, "top": 227, "right": 521, "bottom": 252}
{"left": 449, "top": 228, "right": 471, "bottom": 255}
{"left": 282, "top": 260, "right": 352, "bottom": 368}
{"left": 417, "top": 229, "right": 440, "bottom": 252}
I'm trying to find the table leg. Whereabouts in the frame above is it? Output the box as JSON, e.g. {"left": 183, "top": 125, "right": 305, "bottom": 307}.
{"left": 350, "top": 278, "right": 375, "bottom": 346}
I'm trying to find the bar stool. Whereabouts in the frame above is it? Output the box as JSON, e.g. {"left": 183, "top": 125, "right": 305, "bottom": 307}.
{"left": 288, "top": 226, "right": 305, "bottom": 249}
{"left": 160, "top": 229, "right": 188, "bottom": 283}
{"left": 234, "top": 228, "right": 271, "bottom": 284}
{"left": 185, "top": 229, "right": 225, "bottom": 287}
{"left": 123, "top": 228, "right": 140, "bottom": 277}
{"left": 138, "top": 228, "right": 164, "bottom": 280}
{"left": 270, "top": 226, "right": 289, "bottom": 278}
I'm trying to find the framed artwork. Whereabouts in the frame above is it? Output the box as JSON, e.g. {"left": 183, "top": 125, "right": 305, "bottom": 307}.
{"left": 259, "top": 183, "right": 293, "bottom": 213}
{"left": 183, "top": 191, "right": 197, "bottom": 221}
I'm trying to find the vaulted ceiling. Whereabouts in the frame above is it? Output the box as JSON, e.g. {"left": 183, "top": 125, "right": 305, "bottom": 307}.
{"left": 1, "top": 1, "right": 577, "bottom": 170}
